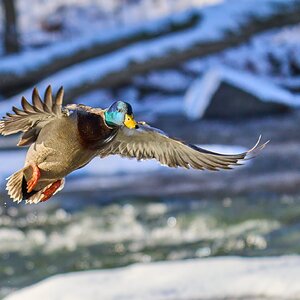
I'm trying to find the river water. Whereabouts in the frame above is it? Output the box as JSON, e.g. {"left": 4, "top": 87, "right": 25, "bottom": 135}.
{"left": 1, "top": 194, "right": 300, "bottom": 299}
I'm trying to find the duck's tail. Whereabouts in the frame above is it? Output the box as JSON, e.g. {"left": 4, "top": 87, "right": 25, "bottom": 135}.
{"left": 6, "top": 168, "right": 27, "bottom": 203}
{"left": 6, "top": 168, "right": 65, "bottom": 204}
{"left": 24, "top": 179, "right": 65, "bottom": 204}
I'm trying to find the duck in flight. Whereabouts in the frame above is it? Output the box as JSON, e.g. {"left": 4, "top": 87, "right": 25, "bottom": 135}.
{"left": 0, "top": 86, "right": 267, "bottom": 204}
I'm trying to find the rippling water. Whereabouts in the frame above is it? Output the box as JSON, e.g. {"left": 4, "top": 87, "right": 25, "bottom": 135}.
{"left": 1, "top": 194, "right": 300, "bottom": 298}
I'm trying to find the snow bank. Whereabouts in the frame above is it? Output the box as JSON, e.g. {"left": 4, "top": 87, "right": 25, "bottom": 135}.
{"left": 184, "top": 66, "right": 299, "bottom": 120}
{"left": 5, "top": 255, "right": 300, "bottom": 300}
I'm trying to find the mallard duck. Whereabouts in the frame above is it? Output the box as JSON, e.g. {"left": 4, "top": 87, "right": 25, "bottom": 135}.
{"left": 0, "top": 86, "right": 267, "bottom": 204}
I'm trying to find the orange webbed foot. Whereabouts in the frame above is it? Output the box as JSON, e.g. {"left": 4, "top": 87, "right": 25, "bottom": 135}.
{"left": 27, "top": 164, "right": 41, "bottom": 193}
{"left": 41, "top": 180, "right": 63, "bottom": 202}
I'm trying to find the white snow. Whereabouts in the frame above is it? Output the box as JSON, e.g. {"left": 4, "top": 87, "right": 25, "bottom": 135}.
{"left": 184, "top": 68, "right": 221, "bottom": 120}
{"left": 184, "top": 23, "right": 300, "bottom": 88}
{"left": 134, "top": 70, "right": 192, "bottom": 92}
{"left": 0, "top": 6, "right": 202, "bottom": 74}
{"left": 5, "top": 255, "right": 300, "bottom": 300}
{"left": 184, "top": 66, "right": 300, "bottom": 120}
{"left": 9, "top": 0, "right": 222, "bottom": 47}
{"left": 0, "top": 0, "right": 295, "bottom": 114}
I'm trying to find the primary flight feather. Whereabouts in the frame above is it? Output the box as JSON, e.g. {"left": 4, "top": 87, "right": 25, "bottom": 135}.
{"left": 0, "top": 86, "right": 267, "bottom": 204}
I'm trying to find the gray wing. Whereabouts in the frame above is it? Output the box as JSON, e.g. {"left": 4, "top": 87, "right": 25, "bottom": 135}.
{"left": 0, "top": 86, "right": 66, "bottom": 146}
{"left": 99, "top": 124, "right": 267, "bottom": 171}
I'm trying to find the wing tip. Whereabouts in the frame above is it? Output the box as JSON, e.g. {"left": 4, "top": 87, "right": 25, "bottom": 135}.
{"left": 245, "top": 135, "right": 269, "bottom": 160}
{"left": 209, "top": 135, "right": 269, "bottom": 170}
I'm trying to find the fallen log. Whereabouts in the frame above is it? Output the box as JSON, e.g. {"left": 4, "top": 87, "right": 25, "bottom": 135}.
{"left": 0, "top": 9, "right": 201, "bottom": 94}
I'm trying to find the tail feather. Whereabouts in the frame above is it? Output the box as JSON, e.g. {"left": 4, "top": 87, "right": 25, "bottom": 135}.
{"left": 6, "top": 168, "right": 26, "bottom": 203}
{"left": 25, "top": 187, "right": 47, "bottom": 204}
{"left": 6, "top": 168, "right": 65, "bottom": 204}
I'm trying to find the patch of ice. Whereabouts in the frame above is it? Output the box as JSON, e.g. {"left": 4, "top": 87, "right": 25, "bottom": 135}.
{"left": 5, "top": 255, "right": 300, "bottom": 300}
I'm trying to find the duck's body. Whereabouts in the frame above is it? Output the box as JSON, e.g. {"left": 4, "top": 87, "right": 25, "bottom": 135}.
{"left": 25, "top": 107, "right": 113, "bottom": 179}
{"left": 0, "top": 86, "right": 267, "bottom": 204}
{"left": 3, "top": 93, "right": 118, "bottom": 203}
{"left": 24, "top": 114, "right": 95, "bottom": 189}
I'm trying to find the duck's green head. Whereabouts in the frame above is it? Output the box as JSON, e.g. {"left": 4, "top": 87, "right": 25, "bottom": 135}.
{"left": 104, "top": 101, "right": 137, "bottom": 129}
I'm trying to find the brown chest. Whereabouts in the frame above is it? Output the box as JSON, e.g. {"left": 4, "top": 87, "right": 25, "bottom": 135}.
{"left": 75, "top": 109, "right": 115, "bottom": 150}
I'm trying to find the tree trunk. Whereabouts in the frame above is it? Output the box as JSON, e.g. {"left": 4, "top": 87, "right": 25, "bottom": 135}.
{"left": 2, "top": 0, "right": 20, "bottom": 54}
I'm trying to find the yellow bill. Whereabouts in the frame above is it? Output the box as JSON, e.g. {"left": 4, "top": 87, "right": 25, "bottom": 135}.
{"left": 124, "top": 114, "right": 137, "bottom": 129}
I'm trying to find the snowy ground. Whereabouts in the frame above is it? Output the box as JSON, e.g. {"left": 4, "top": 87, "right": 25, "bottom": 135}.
{"left": 5, "top": 255, "right": 300, "bottom": 300}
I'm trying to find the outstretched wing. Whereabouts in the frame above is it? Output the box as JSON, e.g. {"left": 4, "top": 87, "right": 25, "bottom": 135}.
{"left": 0, "top": 86, "right": 66, "bottom": 146}
{"left": 99, "top": 124, "right": 267, "bottom": 171}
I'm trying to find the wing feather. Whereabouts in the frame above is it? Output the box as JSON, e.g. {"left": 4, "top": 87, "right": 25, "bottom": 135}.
{"left": 43, "top": 85, "right": 53, "bottom": 113}
{"left": 0, "top": 86, "right": 66, "bottom": 146}
{"left": 99, "top": 124, "right": 267, "bottom": 171}
{"left": 53, "top": 87, "right": 64, "bottom": 115}
{"left": 21, "top": 97, "right": 36, "bottom": 114}
{"left": 32, "top": 88, "right": 44, "bottom": 112}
